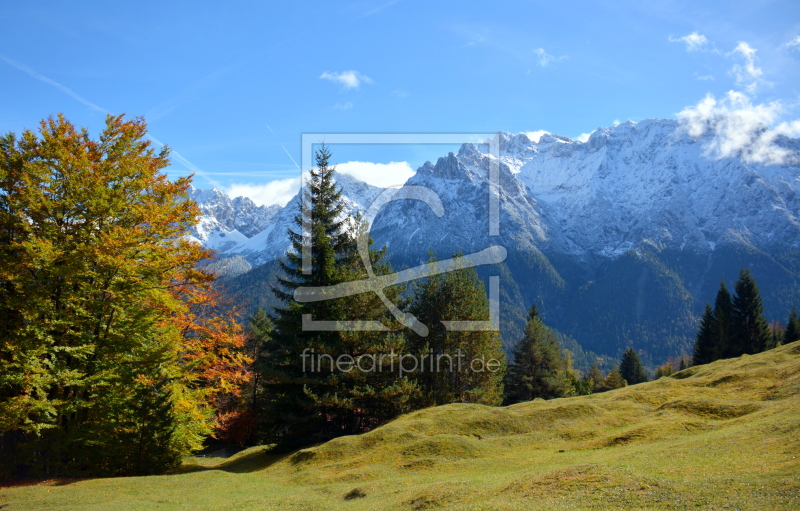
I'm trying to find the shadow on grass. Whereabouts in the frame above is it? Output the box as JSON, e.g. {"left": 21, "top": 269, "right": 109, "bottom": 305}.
{"left": 179, "top": 446, "right": 289, "bottom": 474}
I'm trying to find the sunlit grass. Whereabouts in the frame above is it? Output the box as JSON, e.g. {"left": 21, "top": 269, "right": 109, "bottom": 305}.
{"left": 3, "top": 341, "right": 799, "bottom": 510}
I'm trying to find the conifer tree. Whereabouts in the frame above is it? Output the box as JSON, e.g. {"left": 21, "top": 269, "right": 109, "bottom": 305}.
{"left": 618, "top": 347, "right": 648, "bottom": 385}
{"left": 784, "top": 308, "right": 800, "bottom": 346}
{"left": 679, "top": 357, "right": 688, "bottom": 370}
{"left": 263, "top": 144, "right": 353, "bottom": 447}
{"left": 408, "top": 256, "right": 505, "bottom": 406}
{"left": 504, "top": 305, "right": 568, "bottom": 403}
{"left": 693, "top": 303, "right": 717, "bottom": 366}
{"left": 730, "top": 269, "right": 771, "bottom": 356}
{"left": 263, "top": 146, "right": 418, "bottom": 448}
{"left": 713, "top": 279, "right": 734, "bottom": 359}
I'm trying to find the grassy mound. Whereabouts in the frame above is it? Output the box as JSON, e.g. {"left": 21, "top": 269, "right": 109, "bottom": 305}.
{"left": 3, "top": 341, "right": 800, "bottom": 510}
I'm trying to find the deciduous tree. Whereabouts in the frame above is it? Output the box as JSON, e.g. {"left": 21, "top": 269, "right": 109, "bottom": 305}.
{"left": 0, "top": 114, "right": 222, "bottom": 477}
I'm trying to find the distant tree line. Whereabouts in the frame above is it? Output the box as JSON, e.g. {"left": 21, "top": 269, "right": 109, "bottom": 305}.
{"left": 692, "top": 272, "right": 798, "bottom": 367}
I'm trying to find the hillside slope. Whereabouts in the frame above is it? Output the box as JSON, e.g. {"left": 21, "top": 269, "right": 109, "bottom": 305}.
{"left": 4, "top": 341, "right": 799, "bottom": 510}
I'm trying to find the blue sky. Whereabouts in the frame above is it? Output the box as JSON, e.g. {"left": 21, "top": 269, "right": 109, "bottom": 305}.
{"left": 2, "top": 0, "right": 799, "bottom": 205}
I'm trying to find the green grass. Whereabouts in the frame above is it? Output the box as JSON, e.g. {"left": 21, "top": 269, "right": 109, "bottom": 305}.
{"left": 3, "top": 341, "right": 800, "bottom": 510}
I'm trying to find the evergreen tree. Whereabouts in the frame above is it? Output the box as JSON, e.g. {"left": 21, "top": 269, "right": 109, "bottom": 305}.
{"left": 784, "top": 308, "right": 800, "bottom": 345}
{"left": 693, "top": 302, "right": 717, "bottom": 366}
{"left": 679, "top": 357, "right": 688, "bottom": 370}
{"left": 618, "top": 347, "right": 648, "bottom": 385}
{"left": 263, "top": 144, "right": 354, "bottom": 447}
{"left": 730, "top": 269, "right": 771, "bottom": 356}
{"left": 263, "top": 146, "right": 417, "bottom": 449}
{"left": 713, "top": 279, "right": 734, "bottom": 359}
{"left": 504, "top": 305, "right": 568, "bottom": 403}
{"left": 408, "top": 256, "right": 505, "bottom": 406}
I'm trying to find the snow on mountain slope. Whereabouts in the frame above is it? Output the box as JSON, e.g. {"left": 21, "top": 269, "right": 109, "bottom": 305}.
{"left": 502, "top": 119, "right": 800, "bottom": 257}
{"left": 188, "top": 174, "right": 389, "bottom": 266}
{"left": 189, "top": 119, "right": 800, "bottom": 266}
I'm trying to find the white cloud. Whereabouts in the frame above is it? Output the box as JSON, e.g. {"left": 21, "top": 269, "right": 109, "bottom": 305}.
{"left": 320, "top": 70, "right": 373, "bottom": 90}
{"left": 227, "top": 177, "right": 301, "bottom": 207}
{"left": 677, "top": 90, "right": 798, "bottom": 165}
{"left": 532, "top": 48, "right": 564, "bottom": 67}
{"left": 334, "top": 101, "right": 354, "bottom": 111}
{"left": 225, "top": 161, "right": 415, "bottom": 206}
{"left": 336, "top": 161, "right": 415, "bottom": 188}
{"left": 392, "top": 89, "right": 409, "bottom": 98}
{"left": 730, "top": 42, "right": 764, "bottom": 93}
{"left": 695, "top": 74, "right": 715, "bottom": 81}
{"left": 524, "top": 130, "right": 549, "bottom": 142}
{"left": 785, "top": 36, "right": 800, "bottom": 50}
{"left": 669, "top": 32, "right": 709, "bottom": 52}
{"left": 575, "top": 133, "right": 592, "bottom": 143}
{"left": 612, "top": 119, "right": 621, "bottom": 126}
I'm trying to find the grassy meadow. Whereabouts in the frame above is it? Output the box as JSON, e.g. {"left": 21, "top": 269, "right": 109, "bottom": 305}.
{"left": 2, "top": 341, "right": 800, "bottom": 510}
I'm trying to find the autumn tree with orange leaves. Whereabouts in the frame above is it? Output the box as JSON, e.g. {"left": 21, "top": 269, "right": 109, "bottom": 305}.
{"left": 171, "top": 281, "right": 255, "bottom": 445}
{"left": 0, "top": 114, "right": 249, "bottom": 477}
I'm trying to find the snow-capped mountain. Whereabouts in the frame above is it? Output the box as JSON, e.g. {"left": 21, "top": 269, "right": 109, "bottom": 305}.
{"left": 190, "top": 119, "right": 800, "bottom": 363}
{"left": 195, "top": 118, "right": 800, "bottom": 266}
{"left": 188, "top": 173, "right": 387, "bottom": 267}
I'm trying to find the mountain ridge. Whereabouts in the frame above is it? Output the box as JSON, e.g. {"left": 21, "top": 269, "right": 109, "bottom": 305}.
{"left": 190, "top": 119, "right": 800, "bottom": 364}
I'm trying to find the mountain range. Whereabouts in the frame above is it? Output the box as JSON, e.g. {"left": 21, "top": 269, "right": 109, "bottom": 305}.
{"left": 187, "top": 119, "right": 800, "bottom": 367}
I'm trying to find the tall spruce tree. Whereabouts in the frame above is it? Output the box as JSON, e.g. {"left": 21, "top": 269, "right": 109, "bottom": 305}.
{"left": 264, "top": 144, "right": 353, "bottom": 448}
{"left": 730, "top": 269, "right": 771, "bottom": 356}
{"left": 504, "top": 305, "right": 568, "bottom": 403}
{"left": 713, "top": 279, "right": 734, "bottom": 359}
{"left": 784, "top": 308, "right": 800, "bottom": 345}
{"left": 618, "top": 347, "right": 648, "bottom": 385}
{"left": 693, "top": 302, "right": 717, "bottom": 366}
{"left": 264, "top": 146, "right": 417, "bottom": 449}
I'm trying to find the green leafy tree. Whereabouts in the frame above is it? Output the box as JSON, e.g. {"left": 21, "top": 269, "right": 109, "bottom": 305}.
{"left": 585, "top": 362, "right": 604, "bottom": 393}
{"left": 618, "top": 347, "right": 648, "bottom": 385}
{"left": 0, "top": 114, "right": 214, "bottom": 477}
{"left": 504, "top": 305, "right": 568, "bottom": 403}
{"left": 783, "top": 308, "right": 799, "bottom": 345}
{"left": 654, "top": 363, "right": 674, "bottom": 379}
{"left": 730, "top": 269, "right": 771, "bottom": 356}
{"left": 407, "top": 256, "right": 505, "bottom": 406}
{"left": 600, "top": 367, "right": 627, "bottom": 391}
